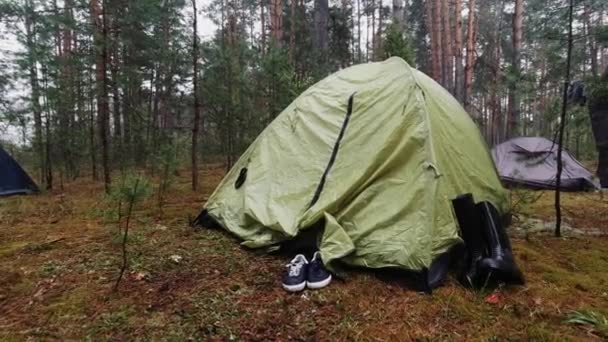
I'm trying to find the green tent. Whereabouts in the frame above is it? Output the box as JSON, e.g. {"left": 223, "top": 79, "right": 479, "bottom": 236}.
{"left": 196, "top": 57, "right": 508, "bottom": 285}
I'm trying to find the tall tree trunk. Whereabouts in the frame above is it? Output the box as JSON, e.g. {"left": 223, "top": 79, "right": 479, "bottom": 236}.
{"left": 110, "top": 35, "right": 121, "bottom": 144}
{"left": 441, "top": 0, "right": 453, "bottom": 91}
{"left": 349, "top": 0, "right": 355, "bottom": 62}
{"left": 261, "top": 0, "right": 266, "bottom": 55}
{"left": 463, "top": 0, "right": 476, "bottom": 113}
{"left": 555, "top": 0, "right": 575, "bottom": 237}
{"left": 424, "top": 0, "right": 434, "bottom": 76}
{"left": 191, "top": 0, "right": 201, "bottom": 191}
{"left": 88, "top": 65, "right": 98, "bottom": 181}
{"left": 392, "top": 0, "right": 403, "bottom": 30}
{"left": 371, "top": 0, "right": 376, "bottom": 60}
{"left": 270, "top": 0, "right": 283, "bottom": 46}
{"left": 290, "top": 0, "right": 297, "bottom": 64}
{"left": 430, "top": 0, "right": 443, "bottom": 83}
{"left": 453, "top": 0, "right": 464, "bottom": 101}
{"left": 584, "top": 3, "right": 598, "bottom": 77}
{"left": 357, "top": 0, "right": 361, "bottom": 62}
{"left": 490, "top": 1, "right": 505, "bottom": 143}
{"left": 373, "top": 0, "right": 383, "bottom": 61}
{"left": 507, "top": 0, "right": 523, "bottom": 138}
{"left": 24, "top": 1, "right": 45, "bottom": 186}
{"left": 343, "top": 0, "right": 353, "bottom": 65}
{"left": 314, "top": 0, "right": 329, "bottom": 60}
{"left": 91, "top": 0, "right": 111, "bottom": 192}
{"left": 42, "top": 67, "right": 53, "bottom": 189}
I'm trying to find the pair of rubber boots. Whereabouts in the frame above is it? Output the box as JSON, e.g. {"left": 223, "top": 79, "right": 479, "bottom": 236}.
{"left": 452, "top": 194, "right": 524, "bottom": 289}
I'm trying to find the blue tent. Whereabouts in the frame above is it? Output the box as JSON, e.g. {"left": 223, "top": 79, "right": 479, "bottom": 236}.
{"left": 0, "top": 146, "right": 39, "bottom": 196}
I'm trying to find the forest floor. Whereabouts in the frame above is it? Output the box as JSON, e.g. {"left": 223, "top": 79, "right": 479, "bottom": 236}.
{"left": 1, "top": 164, "right": 608, "bottom": 341}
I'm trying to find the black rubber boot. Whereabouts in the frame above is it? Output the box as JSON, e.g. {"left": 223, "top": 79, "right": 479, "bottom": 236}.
{"left": 476, "top": 201, "right": 525, "bottom": 285}
{"left": 451, "top": 194, "right": 486, "bottom": 288}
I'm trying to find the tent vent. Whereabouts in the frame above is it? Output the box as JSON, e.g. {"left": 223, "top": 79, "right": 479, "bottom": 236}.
{"left": 235, "top": 168, "right": 248, "bottom": 189}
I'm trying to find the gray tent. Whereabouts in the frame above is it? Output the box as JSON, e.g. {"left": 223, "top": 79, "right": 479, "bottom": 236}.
{"left": 492, "top": 137, "right": 599, "bottom": 191}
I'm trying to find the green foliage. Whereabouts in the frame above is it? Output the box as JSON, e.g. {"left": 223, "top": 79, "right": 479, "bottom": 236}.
{"left": 154, "top": 137, "right": 181, "bottom": 218}
{"left": 258, "top": 46, "right": 300, "bottom": 121}
{"left": 382, "top": 23, "right": 415, "bottom": 64}
{"left": 108, "top": 172, "right": 153, "bottom": 210}
{"left": 595, "top": 25, "right": 608, "bottom": 47}
{"left": 565, "top": 310, "right": 608, "bottom": 337}
{"left": 588, "top": 72, "right": 608, "bottom": 109}
{"left": 104, "top": 172, "right": 153, "bottom": 230}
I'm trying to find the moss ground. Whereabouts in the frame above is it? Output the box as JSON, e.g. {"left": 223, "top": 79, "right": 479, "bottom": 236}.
{"left": 1, "top": 165, "right": 607, "bottom": 341}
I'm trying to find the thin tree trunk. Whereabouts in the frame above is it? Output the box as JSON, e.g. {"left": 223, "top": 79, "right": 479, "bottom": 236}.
{"left": 424, "top": 0, "right": 434, "bottom": 76}
{"left": 290, "top": 0, "right": 297, "bottom": 64}
{"left": 261, "top": 0, "right": 266, "bottom": 55}
{"left": 42, "top": 68, "right": 53, "bottom": 189}
{"left": 91, "top": 0, "right": 111, "bottom": 192}
{"left": 111, "top": 41, "right": 121, "bottom": 143}
{"left": 314, "top": 0, "right": 329, "bottom": 59}
{"left": 366, "top": 0, "right": 370, "bottom": 61}
{"left": 270, "top": 0, "right": 283, "bottom": 46}
{"left": 392, "top": 0, "right": 403, "bottom": 30}
{"left": 113, "top": 177, "right": 140, "bottom": 291}
{"left": 441, "top": 0, "right": 453, "bottom": 91}
{"left": 584, "top": 3, "right": 598, "bottom": 77}
{"left": 357, "top": 0, "right": 361, "bottom": 62}
{"left": 191, "top": 0, "right": 201, "bottom": 191}
{"left": 555, "top": 0, "right": 574, "bottom": 237}
{"left": 378, "top": 0, "right": 383, "bottom": 60}
{"left": 371, "top": 0, "right": 376, "bottom": 60}
{"left": 24, "top": 1, "right": 45, "bottom": 186}
{"left": 463, "top": 0, "right": 476, "bottom": 113}
{"left": 507, "top": 0, "right": 523, "bottom": 138}
{"left": 453, "top": 0, "right": 463, "bottom": 101}
{"left": 350, "top": 0, "right": 355, "bottom": 62}
{"left": 89, "top": 71, "right": 98, "bottom": 181}
{"left": 431, "top": 0, "right": 443, "bottom": 83}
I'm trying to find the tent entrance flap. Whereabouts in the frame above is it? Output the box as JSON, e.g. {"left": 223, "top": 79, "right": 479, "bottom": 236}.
{"left": 309, "top": 93, "right": 356, "bottom": 208}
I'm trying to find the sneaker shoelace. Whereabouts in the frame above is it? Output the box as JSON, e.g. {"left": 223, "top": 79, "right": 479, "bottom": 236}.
{"left": 287, "top": 262, "right": 304, "bottom": 277}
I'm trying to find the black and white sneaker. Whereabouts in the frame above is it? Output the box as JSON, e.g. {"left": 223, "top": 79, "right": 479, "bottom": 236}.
{"left": 307, "top": 252, "right": 332, "bottom": 289}
{"left": 282, "top": 254, "right": 308, "bottom": 292}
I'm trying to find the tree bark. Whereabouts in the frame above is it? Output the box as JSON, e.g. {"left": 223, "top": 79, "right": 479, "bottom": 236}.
{"left": 270, "top": 0, "right": 283, "bottom": 46}
{"left": 555, "top": 0, "right": 575, "bottom": 237}
{"left": 24, "top": 1, "right": 45, "bottom": 186}
{"left": 110, "top": 32, "right": 121, "bottom": 143}
{"left": 429, "top": 0, "right": 443, "bottom": 83}
{"left": 507, "top": 0, "right": 523, "bottom": 138}
{"left": 90, "top": 0, "right": 111, "bottom": 192}
{"left": 261, "top": 0, "right": 266, "bottom": 55}
{"left": 371, "top": 0, "right": 376, "bottom": 60}
{"left": 357, "top": 0, "right": 361, "bottom": 62}
{"left": 583, "top": 3, "right": 598, "bottom": 77}
{"left": 290, "top": 0, "right": 297, "bottom": 64}
{"left": 392, "top": 0, "right": 403, "bottom": 30}
{"left": 314, "top": 0, "right": 329, "bottom": 55}
{"left": 453, "top": 0, "right": 464, "bottom": 101}
{"left": 88, "top": 63, "right": 98, "bottom": 181}
{"left": 463, "top": 0, "right": 476, "bottom": 113}
{"left": 191, "top": 0, "right": 201, "bottom": 191}
{"left": 441, "top": 0, "right": 453, "bottom": 91}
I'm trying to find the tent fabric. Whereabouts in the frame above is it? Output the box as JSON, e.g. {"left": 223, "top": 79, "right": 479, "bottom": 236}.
{"left": 0, "top": 146, "right": 39, "bottom": 196}
{"left": 199, "top": 57, "right": 508, "bottom": 274}
{"left": 492, "top": 137, "right": 599, "bottom": 191}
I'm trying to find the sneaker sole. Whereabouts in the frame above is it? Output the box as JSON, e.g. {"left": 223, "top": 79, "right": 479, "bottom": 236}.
{"left": 307, "top": 275, "right": 332, "bottom": 289}
{"left": 282, "top": 281, "right": 306, "bottom": 292}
